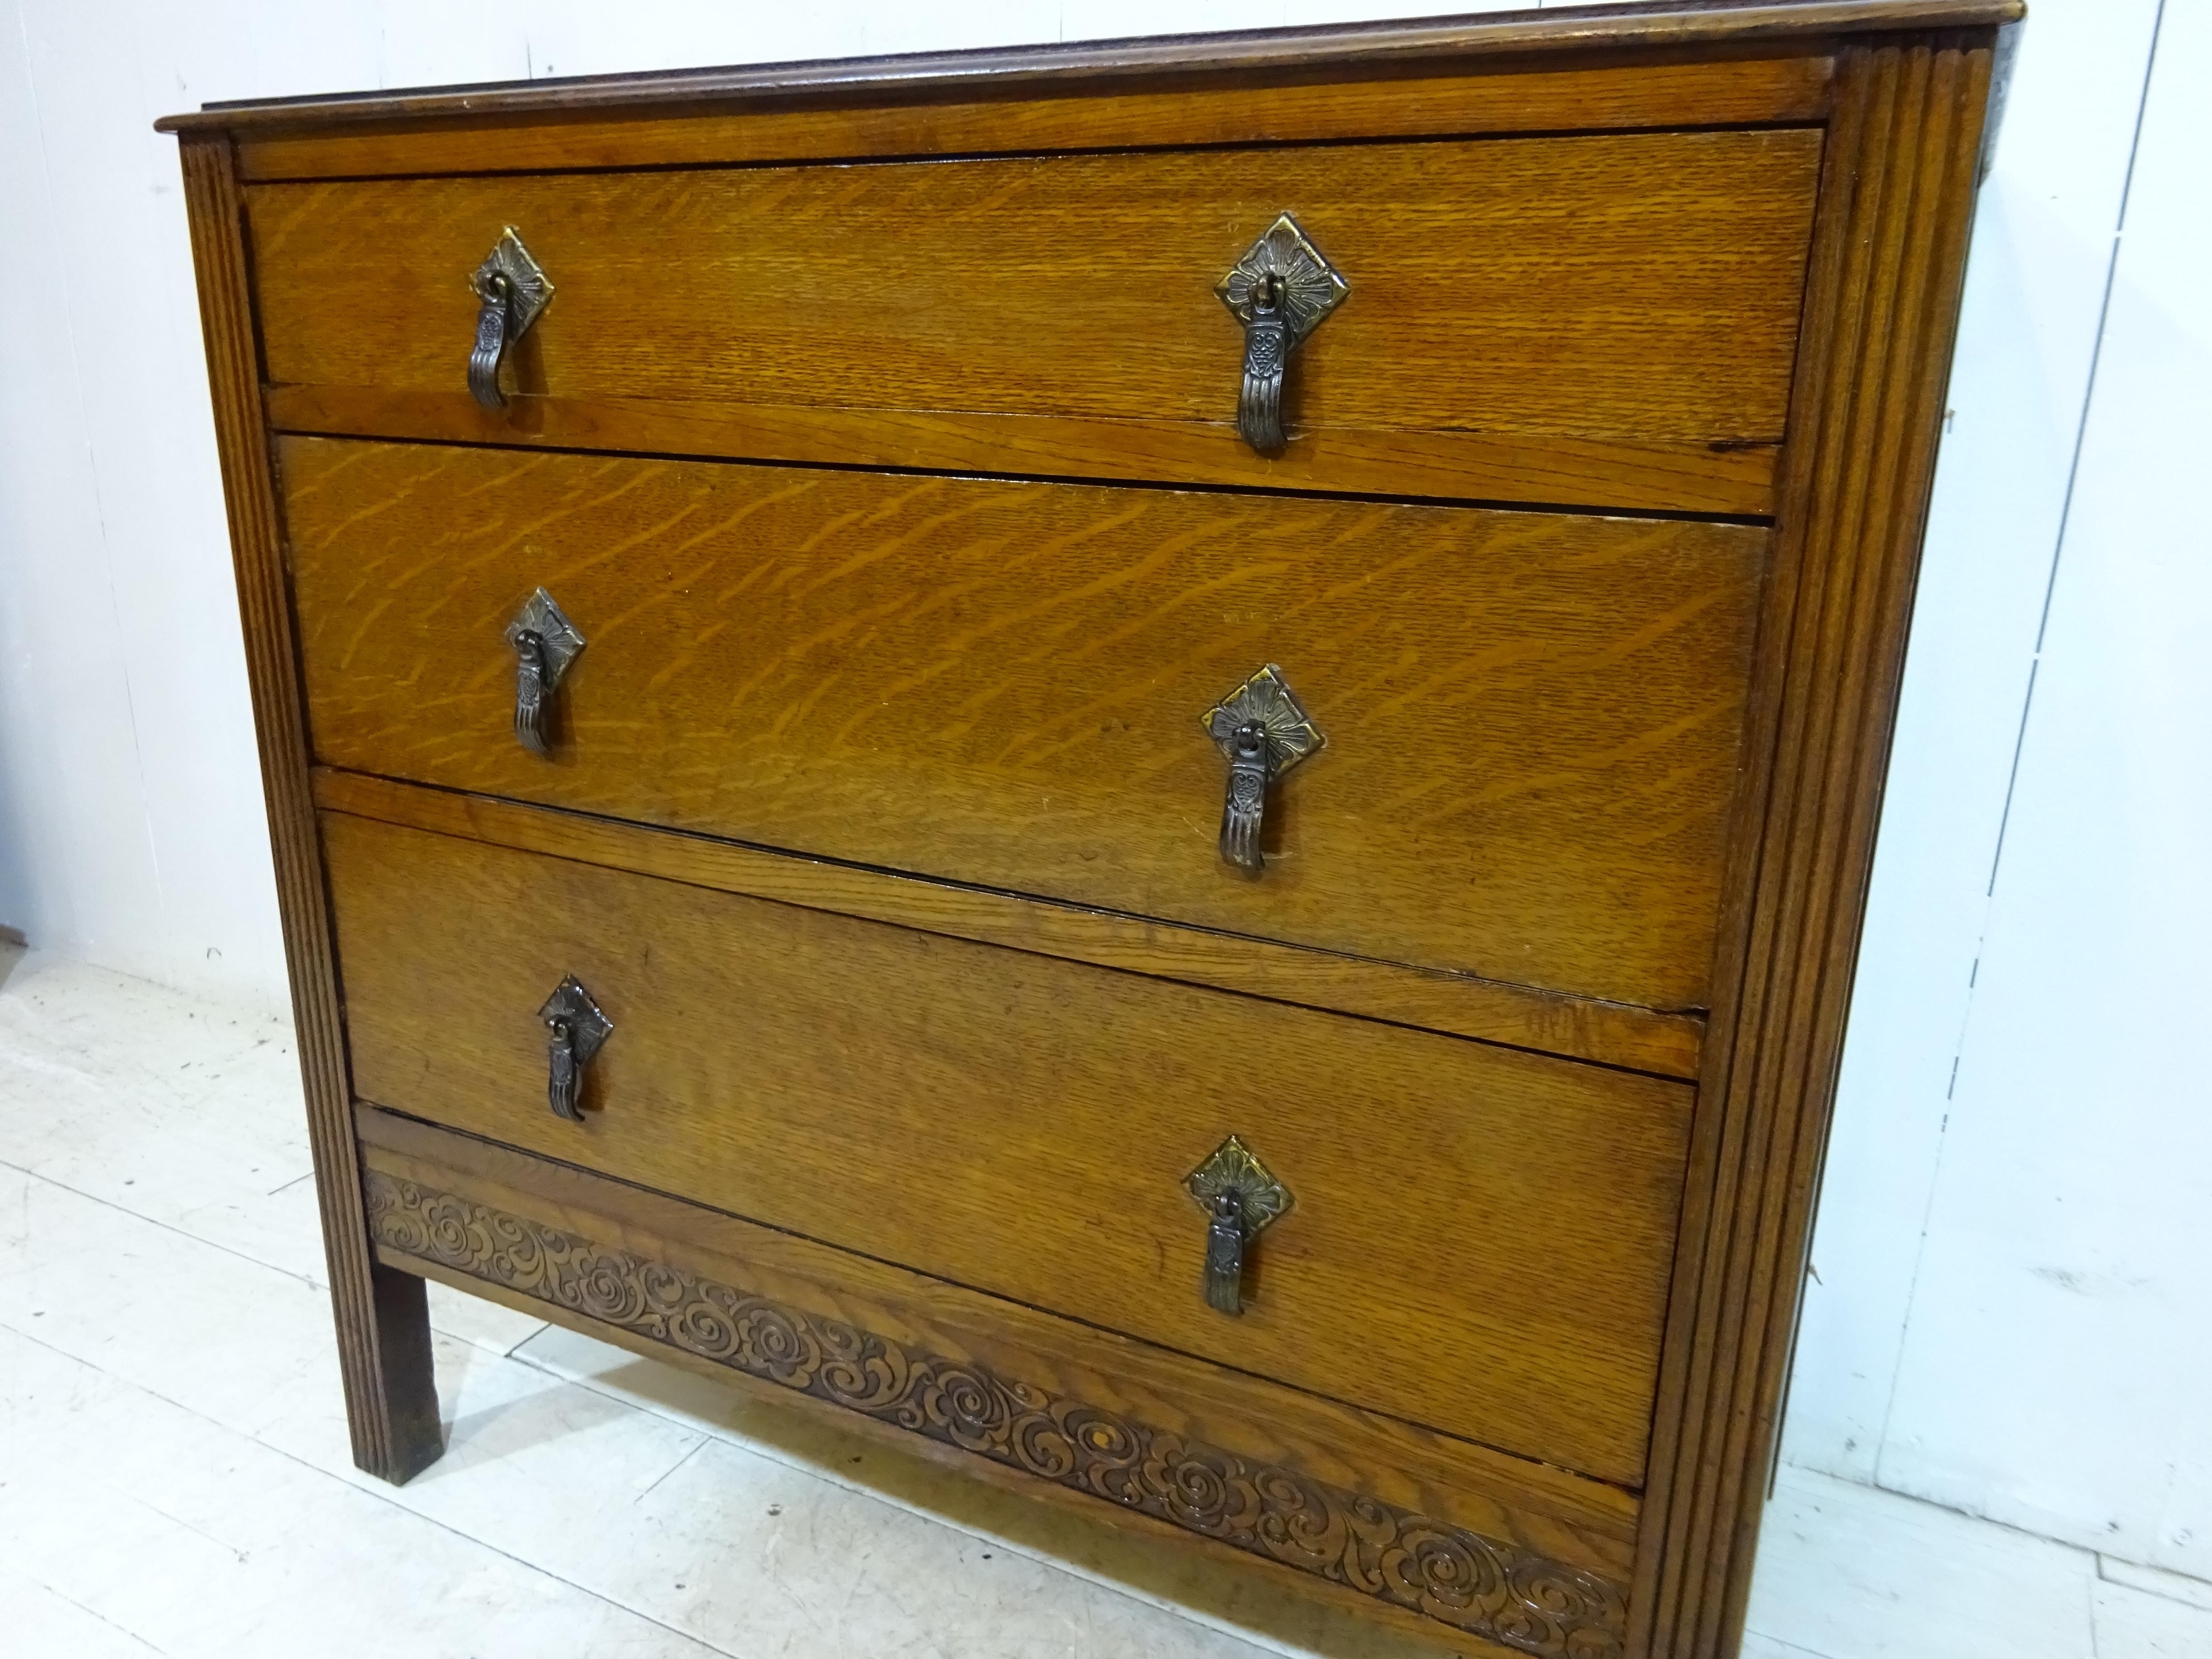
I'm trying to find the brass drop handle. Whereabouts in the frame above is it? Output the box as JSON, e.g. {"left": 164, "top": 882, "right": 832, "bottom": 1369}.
{"left": 546, "top": 1013, "right": 581, "bottom": 1120}
{"left": 468, "top": 227, "right": 553, "bottom": 412}
{"left": 1215, "top": 213, "right": 1348, "bottom": 454}
{"left": 469, "top": 270, "right": 513, "bottom": 411}
{"left": 1203, "top": 1191, "right": 1249, "bottom": 1316}
{"left": 1185, "top": 1135, "right": 1292, "bottom": 1318}
{"left": 1200, "top": 665, "right": 1325, "bottom": 875}
{"left": 537, "top": 975, "right": 611, "bottom": 1123}
{"left": 511, "top": 628, "right": 551, "bottom": 755}
{"left": 1236, "top": 283, "right": 1292, "bottom": 453}
{"left": 1219, "top": 722, "right": 1271, "bottom": 872}
{"left": 505, "top": 588, "right": 586, "bottom": 758}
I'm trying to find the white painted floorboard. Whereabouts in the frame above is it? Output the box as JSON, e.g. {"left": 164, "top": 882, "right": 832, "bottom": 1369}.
{"left": 3, "top": 948, "right": 2208, "bottom": 1658}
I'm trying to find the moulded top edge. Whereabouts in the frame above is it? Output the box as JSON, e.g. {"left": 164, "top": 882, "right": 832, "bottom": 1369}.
{"left": 155, "top": 0, "right": 2024, "bottom": 136}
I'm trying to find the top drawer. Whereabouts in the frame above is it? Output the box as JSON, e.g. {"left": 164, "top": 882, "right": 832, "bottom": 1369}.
{"left": 248, "top": 129, "right": 1822, "bottom": 514}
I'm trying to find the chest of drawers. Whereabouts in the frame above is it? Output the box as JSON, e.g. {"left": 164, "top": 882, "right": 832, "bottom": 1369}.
{"left": 162, "top": 4, "right": 2016, "bottom": 1654}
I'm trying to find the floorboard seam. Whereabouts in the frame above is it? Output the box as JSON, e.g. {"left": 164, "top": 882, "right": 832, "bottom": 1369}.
{"left": 15, "top": 1573, "right": 173, "bottom": 1657}
{"left": 0, "top": 1156, "right": 323, "bottom": 1292}
{"left": 0, "top": 1321, "right": 745, "bottom": 1659}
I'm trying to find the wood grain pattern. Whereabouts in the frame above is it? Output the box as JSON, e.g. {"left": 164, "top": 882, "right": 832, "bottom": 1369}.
{"left": 323, "top": 811, "right": 1695, "bottom": 1486}
{"left": 155, "top": 1, "right": 2023, "bottom": 136}
{"left": 1632, "top": 37, "right": 1996, "bottom": 1659}
{"left": 311, "top": 768, "right": 1706, "bottom": 1078}
{"left": 232, "top": 55, "right": 1832, "bottom": 182}
{"left": 173, "top": 135, "right": 441, "bottom": 1482}
{"left": 360, "top": 1110, "right": 1638, "bottom": 1659}
{"left": 355, "top": 1109, "right": 1643, "bottom": 1558}
{"left": 248, "top": 130, "right": 1822, "bottom": 513}
{"left": 282, "top": 438, "right": 1767, "bottom": 1012}
{"left": 263, "top": 386, "right": 1781, "bottom": 520}
{"left": 365, "top": 1162, "right": 1628, "bottom": 1657}
{"left": 162, "top": 7, "right": 2010, "bottom": 1647}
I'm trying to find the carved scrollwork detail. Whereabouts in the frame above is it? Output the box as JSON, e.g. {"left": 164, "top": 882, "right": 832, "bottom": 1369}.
{"left": 364, "top": 1173, "right": 1626, "bottom": 1657}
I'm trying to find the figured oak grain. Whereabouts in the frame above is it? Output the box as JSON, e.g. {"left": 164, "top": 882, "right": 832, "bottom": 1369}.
{"left": 311, "top": 768, "right": 1706, "bottom": 1078}
{"left": 248, "top": 129, "right": 1822, "bottom": 512}
{"left": 263, "top": 386, "right": 1785, "bottom": 519}
{"left": 161, "top": 5, "right": 2011, "bottom": 1648}
{"left": 325, "top": 812, "right": 1695, "bottom": 1487}
{"left": 379, "top": 1170, "right": 1626, "bottom": 1657}
{"left": 156, "top": 1, "right": 2022, "bottom": 137}
{"left": 283, "top": 438, "right": 1767, "bottom": 1012}
{"left": 174, "top": 134, "right": 442, "bottom": 1483}
{"left": 1632, "top": 37, "right": 1996, "bottom": 1659}
{"left": 232, "top": 55, "right": 1833, "bottom": 181}
{"left": 361, "top": 1112, "right": 1631, "bottom": 1659}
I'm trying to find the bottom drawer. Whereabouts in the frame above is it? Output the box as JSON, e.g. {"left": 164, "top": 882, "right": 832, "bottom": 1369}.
{"left": 359, "top": 1107, "right": 1643, "bottom": 1659}
{"left": 323, "top": 809, "right": 1693, "bottom": 1486}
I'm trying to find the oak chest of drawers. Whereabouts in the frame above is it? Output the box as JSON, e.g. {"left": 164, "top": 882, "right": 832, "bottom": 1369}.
{"left": 162, "top": 4, "right": 2016, "bottom": 1654}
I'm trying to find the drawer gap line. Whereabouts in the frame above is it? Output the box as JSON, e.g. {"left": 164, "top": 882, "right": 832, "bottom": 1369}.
{"left": 314, "top": 775, "right": 1710, "bottom": 1083}
{"left": 237, "top": 116, "right": 1830, "bottom": 187}
{"left": 264, "top": 428, "right": 1779, "bottom": 529}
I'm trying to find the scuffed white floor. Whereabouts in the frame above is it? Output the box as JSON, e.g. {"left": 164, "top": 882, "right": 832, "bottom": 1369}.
{"left": 1, "top": 947, "right": 2207, "bottom": 1659}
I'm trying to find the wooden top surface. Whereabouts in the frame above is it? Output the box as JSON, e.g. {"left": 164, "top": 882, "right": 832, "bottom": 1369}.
{"left": 155, "top": 0, "right": 2021, "bottom": 134}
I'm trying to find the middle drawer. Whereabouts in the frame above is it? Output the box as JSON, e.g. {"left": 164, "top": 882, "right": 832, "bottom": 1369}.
{"left": 284, "top": 436, "right": 1766, "bottom": 1011}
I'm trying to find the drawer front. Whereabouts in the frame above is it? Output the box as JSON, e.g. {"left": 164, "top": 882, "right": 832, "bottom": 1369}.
{"left": 325, "top": 812, "right": 1694, "bottom": 1485}
{"left": 249, "top": 129, "right": 1821, "bottom": 513}
{"left": 286, "top": 438, "right": 1766, "bottom": 1011}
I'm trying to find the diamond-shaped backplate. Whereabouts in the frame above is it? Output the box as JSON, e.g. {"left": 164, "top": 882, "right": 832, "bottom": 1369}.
{"left": 537, "top": 975, "right": 613, "bottom": 1064}
{"left": 1200, "top": 664, "right": 1325, "bottom": 777}
{"left": 1215, "top": 213, "right": 1349, "bottom": 346}
{"left": 1185, "top": 1135, "right": 1292, "bottom": 1235}
{"left": 472, "top": 226, "right": 555, "bottom": 334}
{"left": 504, "top": 587, "right": 587, "bottom": 689}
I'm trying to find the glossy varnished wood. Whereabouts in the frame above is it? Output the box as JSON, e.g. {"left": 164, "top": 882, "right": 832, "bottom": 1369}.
{"left": 164, "top": 6, "right": 2015, "bottom": 1650}
{"left": 155, "top": 3, "right": 2020, "bottom": 140}
{"left": 359, "top": 1109, "right": 1641, "bottom": 1646}
{"left": 313, "top": 770, "right": 1706, "bottom": 1078}
{"left": 1633, "top": 37, "right": 1998, "bottom": 1658}
{"left": 283, "top": 438, "right": 1767, "bottom": 1012}
{"left": 264, "top": 386, "right": 1787, "bottom": 520}
{"left": 174, "top": 135, "right": 441, "bottom": 1483}
{"left": 323, "top": 811, "right": 1695, "bottom": 1486}
{"left": 231, "top": 54, "right": 1831, "bottom": 181}
{"left": 249, "top": 130, "right": 1822, "bottom": 513}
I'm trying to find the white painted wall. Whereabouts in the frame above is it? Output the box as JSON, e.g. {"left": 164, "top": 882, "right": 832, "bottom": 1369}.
{"left": 1815, "top": 0, "right": 2212, "bottom": 1578}
{"left": 1781, "top": 0, "right": 2212, "bottom": 1570}
{"left": 1780, "top": 0, "right": 2164, "bottom": 1472}
{"left": 0, "top": 0, "right": 2201, "bottom": 1589}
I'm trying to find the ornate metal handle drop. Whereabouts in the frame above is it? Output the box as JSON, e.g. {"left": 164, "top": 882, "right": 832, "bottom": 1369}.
{"left": 1185, "top": 1136, "right": 1291, "bottom": 1318}
{"left": 468, "top": 228, "right": 553, "bottom": 412}
{"left": 538, "top": 975, "right": 612, "bottom": 1123}
{"left": 1200, "top": 665, "right": 1325, "bottom": 875}
{"left": 1218, "top": 722, "right": 1271, "bottom": 872}
{"left": 546, "top": 1012, "right": 582, "bottom": 1120}
{"left": 1215, "top": 214, "right": 1347, "bottom": 455}
{"left": 1203, "top": 1191, "right": 1249, "bottom": 1315}
{"left": 469, "top": 271, "right": 513, "bottom": 411}
{"left": 511, "top": 628, "right": 550, "bottom": 755}
{"left": 505, "top": 588, "right": 586, "bottom": 759}
{"left": 1236, "top": 283, "right": 1292, "bottom": 453}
